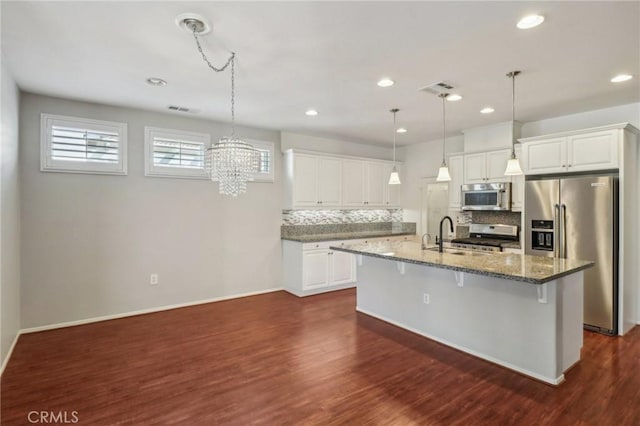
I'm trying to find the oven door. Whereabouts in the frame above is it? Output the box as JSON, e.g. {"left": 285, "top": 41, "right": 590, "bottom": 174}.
{"left": 461, "top": 183, "right": 511, "bottom": 211}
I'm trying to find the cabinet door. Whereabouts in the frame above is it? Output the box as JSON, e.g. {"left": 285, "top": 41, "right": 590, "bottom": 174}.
{"left": 342, "top": 160, "right": 366, "bottom": 206}
{"left": 293, "top": 154, "right": 319, "bottom": 206}
{"left": 448, "top": 155, "right": 464, "bottom": 210}
{"left": 302, "top": 249, "right": 330, "bottom": 290}
{"left": 522, "top": 138, "right": 567, "bottom": 175}
{"left": 486, "top": 149, "right": 511, "bottom": 182}
{"left": 329, "top": 250, "right": 356, "bottom": 285}
{"left": 383, "top": 163, "right": 400, "bottom": 207}
{"left": 463, "top": 153, "right": 487, "bottom": 183}
{"left": 317, "top": 158, "right": 343, "bottom": 206}
{"left": 567, "top": 130, "right": 619, "bottom": 172}
{"left": 365, "top": 162, "right": 386, "bottom": 206}
{"left": 511, "top": 174, "right": 525, "bottom": 212}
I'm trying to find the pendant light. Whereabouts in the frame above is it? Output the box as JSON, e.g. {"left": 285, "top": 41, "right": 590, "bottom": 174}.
{"left": 504, "top": 70, "right": 524, "bottom": 176}
{"left": 436, "top": 93, "right": 452, "bottom": 181}
{"left": 388, "top": 108, "right": 401, "bottom": 185}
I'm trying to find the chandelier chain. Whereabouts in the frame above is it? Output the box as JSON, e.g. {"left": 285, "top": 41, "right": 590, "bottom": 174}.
{"left": 192, "top": 28, "right": 237, "bottom": 137}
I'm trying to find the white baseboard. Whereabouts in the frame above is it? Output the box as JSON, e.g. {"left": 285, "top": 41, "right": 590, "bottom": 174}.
{"left": 0, "top": 331, "right": 21, "bottom": 376}
{"left": 356, "top": 306, "right": 565, "bottom": 386}
{"left": 20, "top": 287, "right": 284, "bottom": 334}
{"left": 284, "top": 283, "right": 356, "bottom": 298}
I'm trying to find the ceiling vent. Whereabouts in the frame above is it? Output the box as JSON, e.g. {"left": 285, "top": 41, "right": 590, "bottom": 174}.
{"left": 419, "top": 81, "right": 456, "bottom": 95}
{"left": 168, "top": 105, "right": 191, "bottom": 113}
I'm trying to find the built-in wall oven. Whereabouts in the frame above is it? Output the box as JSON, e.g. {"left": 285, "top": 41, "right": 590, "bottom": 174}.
{"left": 461, "top": 182, "right": 511, "bottom": 211}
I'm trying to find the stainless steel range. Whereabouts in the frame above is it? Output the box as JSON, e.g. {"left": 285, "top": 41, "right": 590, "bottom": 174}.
{"left": 451, "top": 224, "right": 519, "bottom": 252}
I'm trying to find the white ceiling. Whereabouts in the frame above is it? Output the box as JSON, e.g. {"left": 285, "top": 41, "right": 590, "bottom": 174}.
{"left": 2, "top": 1, "right": 639, "bottom": 146}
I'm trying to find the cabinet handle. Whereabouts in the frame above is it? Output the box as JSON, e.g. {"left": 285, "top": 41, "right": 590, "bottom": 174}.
{"left": 319, "top": 200, "right": 323, "bottom": 204}
{"left": 567, "top": 165, "right": 572, "bottom": 168}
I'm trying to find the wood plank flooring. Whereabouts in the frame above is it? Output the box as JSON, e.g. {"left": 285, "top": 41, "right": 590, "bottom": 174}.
{"left": 2, "top": 289, "right": 639, "bottom": 425}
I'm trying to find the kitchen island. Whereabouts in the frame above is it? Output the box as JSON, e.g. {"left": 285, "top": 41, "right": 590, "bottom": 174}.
{"left": 331, "top": 240, "right": 594, "bottom": 385}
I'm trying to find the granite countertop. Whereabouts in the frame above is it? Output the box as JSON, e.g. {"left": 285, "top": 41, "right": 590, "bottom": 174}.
{"left": 281, "top": 230, "right": 416, "bottom": 243}
{"left": 501, "top": 242, "right": 522, "bottom": 249}
{"left": 330, "top": 240, "right": 593, "bottom": 285}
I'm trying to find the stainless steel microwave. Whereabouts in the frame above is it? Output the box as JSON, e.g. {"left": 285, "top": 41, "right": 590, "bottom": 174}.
{"left": 461, "top": 182, "right": 511, "bottom": 211}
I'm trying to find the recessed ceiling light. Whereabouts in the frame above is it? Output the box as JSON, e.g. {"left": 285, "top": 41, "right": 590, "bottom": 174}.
{"left": 446, "top": 94, "right": 462, "bottom": 101}
{"left": 517, "top": 14, "right": 545, "bottom": 29}
{"left": 396, "top": 128, "right": 407, "bottom": 133}
{"left": 377, "top": 78, "right": 395, "bottom": 87}
{"left": 305, "top": 109, "right": 318, "bottom": 116}
{"left": 611, "top": 74, "right": 633, "bottom": 83}
{"left": 480, "top": 107, "right": 495, "bottom": 114}
{"left": 146, "top": 77, "right": 167, "bottom": 87}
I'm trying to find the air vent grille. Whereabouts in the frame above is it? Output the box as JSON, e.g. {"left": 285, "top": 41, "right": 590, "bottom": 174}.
{"left": 419, "top": 81, "right": 456, "bottom": 95}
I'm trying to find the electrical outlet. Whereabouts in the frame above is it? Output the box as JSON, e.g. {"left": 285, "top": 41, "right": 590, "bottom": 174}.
{"left": 150, "top": 274, "right": 159, "bottom": 286}
{"left": 423, "top": 293, "right": 430, "bottom": 304}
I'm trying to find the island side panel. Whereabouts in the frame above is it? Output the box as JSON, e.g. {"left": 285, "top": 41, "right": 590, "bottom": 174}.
{"left": 355, "top": 256, "right": 566, "bottom": 384}
{"left": 558, "top": 271, "right": 583, "bottom": 372}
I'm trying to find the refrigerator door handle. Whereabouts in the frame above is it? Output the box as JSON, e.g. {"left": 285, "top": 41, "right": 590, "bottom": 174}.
{"left": 561, "top": 204, "right": 567, "bottom": 259}
{"left": 554, "top": 203, "right": 561, "bottom": 258}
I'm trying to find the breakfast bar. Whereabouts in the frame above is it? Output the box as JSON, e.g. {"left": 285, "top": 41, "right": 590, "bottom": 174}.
{"left": 331, "top": 240, "right": 594, "bottom": 385}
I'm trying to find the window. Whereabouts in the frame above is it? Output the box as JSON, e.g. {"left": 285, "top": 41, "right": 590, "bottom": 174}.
{"left": 41, "top": 113, "right": 127, "bottom": 175}
{"left": 249, "top": 140, "right": 275, "bottom": 182}
{"left": 144, "top": 127, "right": 210, "bottom": 179}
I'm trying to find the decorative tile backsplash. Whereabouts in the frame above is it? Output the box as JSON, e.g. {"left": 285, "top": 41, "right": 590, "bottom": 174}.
{"left": 282, "top": 209, "right": 403, "bottom": 226}
{"left": 472, "top": 211, "right": 521, "bottom": 227}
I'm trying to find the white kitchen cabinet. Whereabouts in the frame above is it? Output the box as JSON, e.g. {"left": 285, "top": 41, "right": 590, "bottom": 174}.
{"left": 365, "top": 162, "right": 386, "bottom": 206}
{"left": 521, "top": 129, "right": 619, "bottom": 175}
{"left": 342, "top": 159, "right": 397, "bottom": 207}
{"left": 284, "top": 150, "right": 402, "bottom": 209}
{"left": 463, "top": 149, "right": 511, "bottom": 184}
{"left": 567, "top": 130, "right": 619, "bottom": 172}
{"left": 448, "top": 155, "right": 464, "bottom": 210}
{"left": 302, "top": 249, "right": 331, "bottom": 289}
{"left": 510, "top": 146, "right": 524, "bottom": 212}
{"left": 342, "top": 159, "right": 365, "bottom": 206}
{"left": 283, "top": 239, "right": 356, "bottom": 297}
{"left": 290, "top": 154, "right": 342, "bottom": 208}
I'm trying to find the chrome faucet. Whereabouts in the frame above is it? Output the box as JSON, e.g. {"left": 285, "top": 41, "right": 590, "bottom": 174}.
{"left": 421, "top": 233, "right": 432, "bottom": 250}
{"left": 438, "top": 216, "right": 454, "bottom": 253}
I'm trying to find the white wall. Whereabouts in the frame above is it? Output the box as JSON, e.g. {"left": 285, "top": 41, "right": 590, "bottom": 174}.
{"left": 281, "top": 131, "right": 393, "bottom": 160}
{"left": 20, "top": 93, "right": 282, "bottom": 329}
{"left": 1, "top": 58, "right": 21, "bottom": 369}
{"left": 521, "top": 102, "right": 640, "bottom": 138}
{"left": 396, "top": 135, "right": 464, "bottom": 234}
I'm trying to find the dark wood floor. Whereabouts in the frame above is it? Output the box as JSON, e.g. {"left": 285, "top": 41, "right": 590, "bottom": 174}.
{"left": 2, "top": 289, "right": 639, "bottom": 425}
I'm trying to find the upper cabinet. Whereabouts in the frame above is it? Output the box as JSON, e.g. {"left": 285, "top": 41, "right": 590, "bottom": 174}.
{"left": 284, "top": 150, "right": 401, "bottom": 209}
{"left": 463, "top": 149, "right": 511, "bottom": 184}
{"left": 448, "top": 155, "right": 464, "bottom": 210}
{"left": 520, "top": 127, "right": 620, "bottom": 175}
{"left": 291, "top": 154, "right": 342, "bottom": 207}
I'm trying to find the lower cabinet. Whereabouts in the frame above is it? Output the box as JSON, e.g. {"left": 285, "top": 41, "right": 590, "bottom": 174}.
{"left": 283, "top": 235, "right": 414, "bottom": 297}
{"left": 283, "top": 240, "right": 357, "bottom": 297}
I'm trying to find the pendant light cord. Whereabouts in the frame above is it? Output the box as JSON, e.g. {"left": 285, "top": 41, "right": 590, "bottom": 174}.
{"left": 511, "top": 72, "right": 516, "bottom": 158}
{"left": 192, "top": 26, "right": 237, "bottom": 137}
{"left": 392, "top": 110, "right": 397, "bottom": 163}
{"left": 442, "top": 95, "right": 446, "bottom": 166}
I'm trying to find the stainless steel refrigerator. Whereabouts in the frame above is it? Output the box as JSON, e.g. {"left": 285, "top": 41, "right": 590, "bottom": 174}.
{"left": 525, "top": 174, "right": 618, "bottom": 335}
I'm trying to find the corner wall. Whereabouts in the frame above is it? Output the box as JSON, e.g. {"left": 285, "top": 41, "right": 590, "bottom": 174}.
{"left": 19, "top": 93, "right": 282, "bottom": 329}
{"left": 1, "top": 58, "right": 21, "bottom": 370}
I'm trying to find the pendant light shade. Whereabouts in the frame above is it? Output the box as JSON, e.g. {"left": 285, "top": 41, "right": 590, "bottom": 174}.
{"left": 388, "top": 166, "right": 402, "bottom": 185}
{"left": 437, "top": 165, "right": 452, "bottom": 181}
{"left": 389, "top": 108, "right": 401, "bottom": 185}
{"left": 504, "top": 70, "right": 524, "bottom": 176}
{"left": 436, "top": 93, "right": 451, "bottom": 182}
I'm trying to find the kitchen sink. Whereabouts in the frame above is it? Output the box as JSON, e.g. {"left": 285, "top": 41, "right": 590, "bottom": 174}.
{"left": 426, "top": 247, "right": 492, "bottom": 256}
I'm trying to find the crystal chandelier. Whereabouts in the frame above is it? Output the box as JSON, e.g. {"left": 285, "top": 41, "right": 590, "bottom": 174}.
{"left": 187, "top": 18, "right": 260, "bottom": 196}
